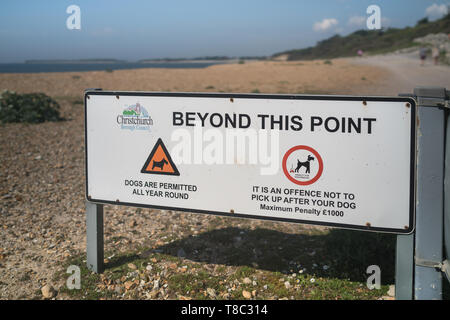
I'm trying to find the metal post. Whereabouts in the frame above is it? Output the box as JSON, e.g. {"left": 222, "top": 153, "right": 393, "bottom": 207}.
{"left": 413, "top": 87, "right": 446, "bottom": 300}
{"left": 395, "top": 234, "right": 414, "bottom": 300}
{"left": 395, "top": 92, "right": 417, "bottom": 300}
{"left": 86, "top": 201, "right": 104, "bottom": 273}
{"left": 444, "top": 89, "right": 450, "bottom": 284}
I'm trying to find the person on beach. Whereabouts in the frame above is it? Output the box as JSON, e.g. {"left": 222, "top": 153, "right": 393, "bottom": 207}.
{"left": 432, "top": 46, "right": 439, "bottom": 65}
{"left": 419, "top": 47, "right": 427, "bottom": 66}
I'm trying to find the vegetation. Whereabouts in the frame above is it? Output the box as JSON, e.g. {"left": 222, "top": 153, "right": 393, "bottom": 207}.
{"left": 0, "top": 90, "right": 63, "bottom": 124}
{"left": 123, "top": 110, "right": 138, "bottom": 116}
{"left": 56, "top": 226, "right": 401, "bottom": 300}
{"left": 273, "top": 14, "right": 450, "bottom": 60}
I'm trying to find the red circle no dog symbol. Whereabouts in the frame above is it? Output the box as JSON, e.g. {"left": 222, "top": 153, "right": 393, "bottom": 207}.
{"left": 282, "top": 145, "right": 323, "bottom": 186}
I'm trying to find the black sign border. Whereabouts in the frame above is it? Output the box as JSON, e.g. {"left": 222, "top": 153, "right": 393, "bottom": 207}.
{"left": 84, "top": 91, "right": 416, "bottom": 234}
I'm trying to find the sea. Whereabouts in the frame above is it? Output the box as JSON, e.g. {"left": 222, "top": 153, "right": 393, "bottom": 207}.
{"left": 0, "top": 61, "right": 226, "bottom": 73}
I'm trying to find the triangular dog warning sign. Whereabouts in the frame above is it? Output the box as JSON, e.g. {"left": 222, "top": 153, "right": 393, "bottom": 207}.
{"left": 141, "top": 138, "right": 180, "bottom": 176}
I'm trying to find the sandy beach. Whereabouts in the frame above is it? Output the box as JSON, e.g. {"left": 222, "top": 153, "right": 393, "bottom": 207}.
{"left": 0, "top": 59, "right": 388, "bottom": 99}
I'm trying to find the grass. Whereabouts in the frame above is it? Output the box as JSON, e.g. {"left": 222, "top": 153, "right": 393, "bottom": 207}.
{"left": 55, "top": 226, "right": 402, "bottom": 300}
{"left": 57, "top": 255, "right": 107, "bottom": 300}
{"left": 232, "top": 266, "right": 255, "bottom": 279}
{"left": 169, "top": 271, "right": 223, "bottom": 299}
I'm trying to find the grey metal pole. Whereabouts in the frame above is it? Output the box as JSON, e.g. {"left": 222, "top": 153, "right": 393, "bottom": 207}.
{"left": 86, "top": 201, "right": 104, "bottom": 273}
{"left": 413, "top": 87, "right": 446, "bottom": 300}
{"left": 444, "top": 89, "right": 450, "bottom": 284}
{"left": 395, "top": 234, "right": 414, "bottom": 300}
{"left": 394, "top": 92, "right": 416, "bottom": 300}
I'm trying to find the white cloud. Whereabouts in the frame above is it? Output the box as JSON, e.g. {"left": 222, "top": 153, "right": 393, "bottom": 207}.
{"left": 348, "top": 16, "right": 366, "bottom": 27}
{"left": 425, "top": 3, "right": 448, "bottom": 20}
{"left": 313, "top": 18, "right": 339, "bottom": 32}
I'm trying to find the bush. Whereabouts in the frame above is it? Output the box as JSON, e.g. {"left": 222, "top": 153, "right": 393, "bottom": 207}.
{"left": 417, "top": 17, "right": 429, "bottom": 26}
{"left": 0, "top": 90, "right": 63, "bottom": 124}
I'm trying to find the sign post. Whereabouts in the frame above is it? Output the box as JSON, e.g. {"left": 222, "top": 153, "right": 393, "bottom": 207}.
{"left": 413, "top": 87, "right": 445, "bottom": 300}
{"left": 445, "top": 91, "right": 450, "bottom": 285}
{"left": 395, "top": 233, "right": 414, "bottom": 299}
{"left": 86, "top": 201, "right": 104, "bottom": 273}
{"left": 395, "top": 87, "right": 449, "bottom": 300}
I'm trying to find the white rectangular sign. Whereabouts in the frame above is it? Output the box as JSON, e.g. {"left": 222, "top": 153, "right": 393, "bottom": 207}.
{"left": 85, "top": 91, "right": 415, "bottom": 234}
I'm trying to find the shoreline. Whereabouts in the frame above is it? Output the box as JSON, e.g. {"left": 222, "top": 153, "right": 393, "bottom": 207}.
{"left": 0, "top": 60, "right": 233, "bottom": 74}
{"left": 0, "top": 58, "right": 389, "bottom": 98}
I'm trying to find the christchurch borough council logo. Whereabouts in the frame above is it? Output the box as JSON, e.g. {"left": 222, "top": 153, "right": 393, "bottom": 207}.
{"left": 117, "top": 103, "right": 153, "bottom": 131}
{"left": 282, "top": 145, "right": 323, "bottom": 186}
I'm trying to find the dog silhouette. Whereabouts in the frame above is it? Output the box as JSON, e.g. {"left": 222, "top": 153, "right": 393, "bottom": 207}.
{"left": 152, "top": 158, "right": 168, "bottom": 170}
{"left": 295, "top": 155, "right": 315, "bottom": 174}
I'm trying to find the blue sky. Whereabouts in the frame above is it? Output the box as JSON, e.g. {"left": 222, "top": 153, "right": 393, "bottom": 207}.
{"left": 0, "top": 0, "right": 448, "bottom": 63}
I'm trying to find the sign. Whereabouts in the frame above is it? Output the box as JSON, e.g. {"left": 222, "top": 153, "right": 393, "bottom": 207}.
{"left": 141, "top": 138, "right": 180, "bottom": 176}
{"left": 85, "top": 91, "right": 416, "bottom": 234}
